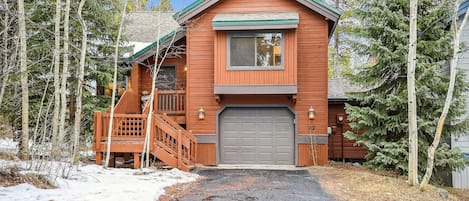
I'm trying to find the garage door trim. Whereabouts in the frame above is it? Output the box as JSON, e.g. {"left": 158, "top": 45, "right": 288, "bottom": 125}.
{"left": 216, "top": 104, "right": 298, "bottom": 166}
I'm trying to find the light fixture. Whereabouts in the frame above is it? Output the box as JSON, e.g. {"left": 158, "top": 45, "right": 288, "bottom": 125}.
{"left": 308, "top": 106, "right": 315, "bottom": 120}
{"left": 198, "top": 107, "right": 205, "bottom": 120}
{"left": 337, "top": 114, "right": 345, "bottom": 125}
{"left": 184, "top": 65, "right": 188, "bottom": 71}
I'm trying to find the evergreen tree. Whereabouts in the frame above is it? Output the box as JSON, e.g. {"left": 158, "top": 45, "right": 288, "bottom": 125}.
{"left": 344, "top": 0, "right": 469, "bottom": 181}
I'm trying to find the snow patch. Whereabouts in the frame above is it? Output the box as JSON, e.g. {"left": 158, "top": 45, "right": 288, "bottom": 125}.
{"left": 0, "top": 159, "right": 198, "bottom": 201}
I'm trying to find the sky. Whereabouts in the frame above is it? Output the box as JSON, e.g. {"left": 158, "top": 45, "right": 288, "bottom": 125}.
{"left": 148, "top": 0, "right": 195, "bottom": 11}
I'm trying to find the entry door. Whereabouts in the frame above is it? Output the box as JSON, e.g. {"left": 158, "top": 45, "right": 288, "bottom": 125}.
{"left": 220, "top": 107, "right": 294, "bottom": 165}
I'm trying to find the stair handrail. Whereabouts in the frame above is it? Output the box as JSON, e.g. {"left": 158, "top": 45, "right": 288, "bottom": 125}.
{"left": 153, "top": 114, "right": 197, "bottom": 166}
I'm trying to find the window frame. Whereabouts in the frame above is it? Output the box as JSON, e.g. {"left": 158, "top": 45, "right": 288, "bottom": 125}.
{"left": 226, "top": 31, "right": 285, "bottom": 71}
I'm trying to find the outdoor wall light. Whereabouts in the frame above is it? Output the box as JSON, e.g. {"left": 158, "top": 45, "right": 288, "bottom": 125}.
{"left": 198, "top": 107, "right": 205, "bottom": 120}
{"left": 308, "top": 106, "right": 315, "bottom": 120}
{"left": 184, "top": 65, "right": 188, "bottom": 71}
{"left": 338, "top": 116, "right": 344, "bottom": 122}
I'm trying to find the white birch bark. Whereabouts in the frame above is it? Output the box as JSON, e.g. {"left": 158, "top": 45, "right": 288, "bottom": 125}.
{"left": 58, "top": 0, "right": 71, "bottom": 147}
{"left": 17, "top": 0, "right": 29, "bottom": 159}
{"left": 0, "top": 0, "right": 9, "bottom": 107}
{"left": 407, "top": 0, "right": 419, "bottom": 186}
{"left": 419, "top": 0, "right": 469, "bottom": 189}
{"left": 104, "top": 0, "right": 127, "bottom": 168}
{"left": 51, "top": 0, "right": 62, "bottom": 146}
{"left": 72, "top": 0, "right": 88, "bottom": 165}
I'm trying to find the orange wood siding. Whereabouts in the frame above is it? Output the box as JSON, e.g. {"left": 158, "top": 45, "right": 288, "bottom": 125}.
{"left": 214, "top": 30, "right": 297, "bottom": 85}
{"left": 196, "top": 144, "right": 217, "bottom": 165}
{"left": 185, "top": 0, "right": 329, "bottom": 165}
{"left": 298, "top": 144, "right": 328, "bottom": 166}
{"left": 328, "top": 103, "right": 367, "bottom": 159}
{"left": 138, "top": 55, "right": 187, "bottom": 94}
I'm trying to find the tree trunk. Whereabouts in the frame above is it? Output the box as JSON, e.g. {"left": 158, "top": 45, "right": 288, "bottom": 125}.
{"left": 72, "top": 0, "right": 88, "bottom": 165}
{"left": 17, "top": 0, "right": 29, "bottom": 159}
{"left": 0, "top": 0, "right": 9, "bottom": 107}
{"left": 51, "top": 0, "right": 62, "bottom": 147}
{"left": 419, "top": 0, "right": 468, "bottom": 190}
{"left": 58, "top": 0, "right": 71, "bottom": 147}
{"left": 104, "top": 0, "right": 127, "bottom": 168}
{"left": 141, "top": 12, "right": 179, "bottom": 169}
{"left": 333, "top": 0, "right": 340, "bottom": 79}
{"left": 407, "top": 0, "right": 419, "bottom": 186}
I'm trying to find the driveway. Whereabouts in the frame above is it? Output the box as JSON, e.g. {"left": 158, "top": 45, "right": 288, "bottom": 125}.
{"left": 179, "top": 169, "right": 335, "bottom": 201}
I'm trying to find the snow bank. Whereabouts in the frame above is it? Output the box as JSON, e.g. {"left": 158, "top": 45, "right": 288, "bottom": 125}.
{"left": 0, "top": 138, "right": 18, "bottom": 155}
{"left": 0, "top": 160, "right": 198, "bottom": 201}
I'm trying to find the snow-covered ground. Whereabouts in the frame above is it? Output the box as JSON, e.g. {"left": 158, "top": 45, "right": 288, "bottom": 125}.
{"left": 0, "top": 138, "right": 199, "bottom": 201}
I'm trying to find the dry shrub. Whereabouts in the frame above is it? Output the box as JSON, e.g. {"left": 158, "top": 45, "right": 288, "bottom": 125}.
{"left": 0, "top": 115, "right": 13, "bottom": 139}
{"left": 0, "top": 166, "right": 56, "bottom": 189}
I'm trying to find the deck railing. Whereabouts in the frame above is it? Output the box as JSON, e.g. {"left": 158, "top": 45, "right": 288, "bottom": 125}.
{"left": 93, "top": 89, "right": 196, "bottom": 170}
{"left": 94, "top": 113, "right": 147, "bottom": 144}
{"left": 153, "top": 114, "right": 197, "bottom": 167}
{"left": 156, "top": 90, "right": 186, "bottom": 115}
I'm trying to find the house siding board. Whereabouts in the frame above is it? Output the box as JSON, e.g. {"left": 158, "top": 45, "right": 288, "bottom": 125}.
{"left": 214, "top": 29, "right": 297, "bottom": 86}
{"left": 328, "top": 103, "right": 367, "bottom": 159}
{"left": 298, "top": 144, "right": 328, "bottom": 166}
{"left": 186, "top": 0, "right": 329, "bottom": 165}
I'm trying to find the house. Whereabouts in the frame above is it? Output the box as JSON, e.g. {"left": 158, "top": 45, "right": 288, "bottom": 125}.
{"left": 452, "top": 0, "right": 469, "bottom": 189}
{"left": 93, "top": 0, "right": 341, "bottom": 171}
{"left": 328, "top": 78, "right": 367, "bottom": 161}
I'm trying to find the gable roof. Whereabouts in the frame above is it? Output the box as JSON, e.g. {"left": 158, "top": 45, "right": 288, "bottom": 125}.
{"left": 124, "top": 12, "right": 184, "bottom": 63}
{"left": 174, "top": 0, "right": 341, "bottom": 38}
{"left": 124, "top": 11, "right": 180, "bottom": 43}
{"left": 328, "top": 78, "right": 365, "bottom": 101}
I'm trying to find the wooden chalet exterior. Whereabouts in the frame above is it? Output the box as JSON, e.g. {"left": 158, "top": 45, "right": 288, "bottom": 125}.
{"left": 328, "top": 78, "right": 367, "bottom": 161}
{"left": 93, "top": 0, "right": 342, "bottom": 170}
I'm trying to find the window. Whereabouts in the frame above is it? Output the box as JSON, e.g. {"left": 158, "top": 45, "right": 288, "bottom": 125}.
{"left": 228, "top": 32, "right": 283, "bottom": 70}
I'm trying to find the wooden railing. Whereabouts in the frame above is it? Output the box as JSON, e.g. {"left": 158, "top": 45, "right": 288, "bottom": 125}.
{"left": 114, "top": 90, "right": 140, "bottom": 114}
{"left": 95, "top": 112, "right": 147, "bottom": 143}
{"left": 94, "top": 89, "right": 194, "bottom": 171}
{"left": 153, "top": 114, "right": 197, "bottom": 167}
{"left": 156, "top": 90, "right": 186, "bottom": 115}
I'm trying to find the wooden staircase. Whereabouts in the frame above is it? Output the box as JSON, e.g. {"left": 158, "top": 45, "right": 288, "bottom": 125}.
{"left": 150, "top": 114, "right": 197, "bottom": 172}
{"left": 93, "top": 89, "right": 197, "bottom": 171}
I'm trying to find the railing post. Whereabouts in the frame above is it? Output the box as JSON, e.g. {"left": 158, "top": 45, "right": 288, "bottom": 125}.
{"left": 94, "top": 112, "right": 102, "bottom": 150}
{"left": 177, "top": 129, "right": 182, "bottom": 169}
{"left": 153, "top": 89, "right": 159, "bottom": 114}
{"left": 150, "top": 115, "right": 155, "bottom": 151}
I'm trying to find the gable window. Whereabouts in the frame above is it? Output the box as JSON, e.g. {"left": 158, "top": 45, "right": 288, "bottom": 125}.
{"left": 228, "top": 32, "right": 283, "bottom": 70}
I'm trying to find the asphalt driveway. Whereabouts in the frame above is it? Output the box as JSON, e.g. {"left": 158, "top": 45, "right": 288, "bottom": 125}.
{"left": 180, "top": 169, "right": 335, "bottom": 201}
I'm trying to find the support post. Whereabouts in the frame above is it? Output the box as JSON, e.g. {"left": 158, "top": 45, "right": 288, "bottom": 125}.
{"left": 133, "top": 152, "right": 140, "bottom": 169}
{"left": 96, "top": 152, "right": 103, "bottom": 165}
{"left": 94, "top": 112, "right": 102, "bottom": 150}
{"left": 177, "top": 129, "right": 182, "bottom": 169}
{"left": 153, "top": 89, "right": 159, "bottom": 114}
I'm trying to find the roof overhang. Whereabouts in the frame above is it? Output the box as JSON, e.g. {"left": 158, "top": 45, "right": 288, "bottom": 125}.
{"left": 212, "top": 12, "right": 299, "bottom": 30}
{"left": 129, "top": 27, "right": 185, "bottom": 64}
{"left": 174, "top": 0, "right": 341, "bottom": 38}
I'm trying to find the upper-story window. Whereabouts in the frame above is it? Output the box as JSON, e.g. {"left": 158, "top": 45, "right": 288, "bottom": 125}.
{"left": 228, "top": 32, "right": 283, "bottom": 70}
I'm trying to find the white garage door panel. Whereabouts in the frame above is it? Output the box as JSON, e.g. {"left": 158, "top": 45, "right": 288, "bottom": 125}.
{"left": 220, "top": 107, "right": 294, "bottom": 165}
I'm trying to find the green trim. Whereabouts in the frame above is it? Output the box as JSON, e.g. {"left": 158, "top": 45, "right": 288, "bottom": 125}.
{"left": 311, "top": 0, "right": 342, "bottom": 15}
{"left": 212, "top": 19, "right": 299, "bottom": 26}
{"left": 174, "top": 0, "right": 341, "bottom": 21}
{"left": 130, "top": 27, "right": 183, "bottom": 60}
{"left": 173, "top": 0, "right": 205, "bottom": 19}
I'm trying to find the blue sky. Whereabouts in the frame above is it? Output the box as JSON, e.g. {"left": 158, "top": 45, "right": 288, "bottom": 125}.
{"left": 148, "top": 0, "right": 195, "bottom": 11}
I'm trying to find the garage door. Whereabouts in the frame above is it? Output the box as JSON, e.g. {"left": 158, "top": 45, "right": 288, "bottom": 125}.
{"left": 220, "top": 107, "right": 294, "bottom": 165}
